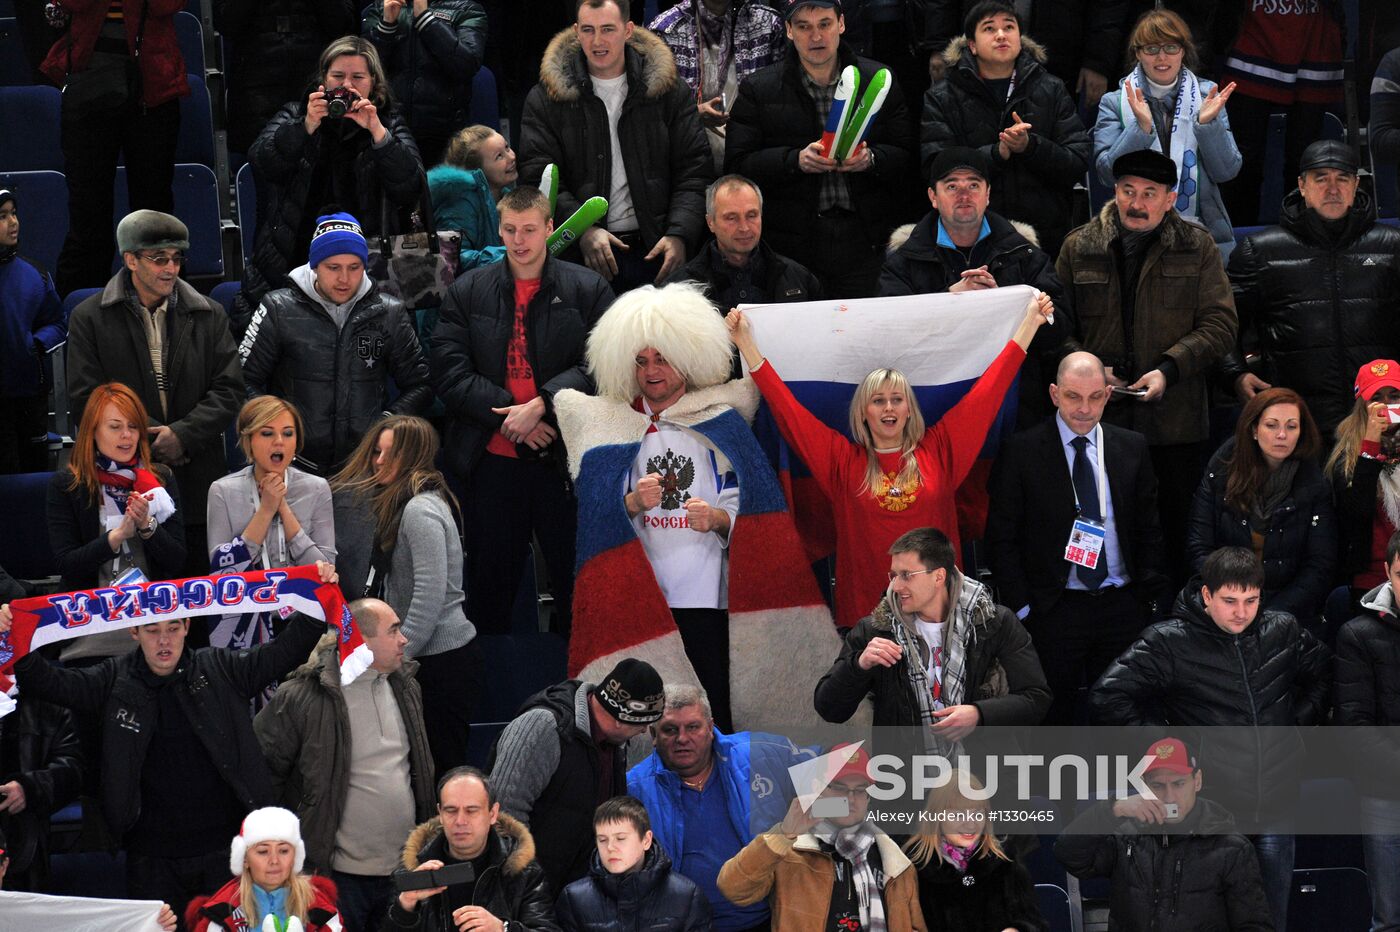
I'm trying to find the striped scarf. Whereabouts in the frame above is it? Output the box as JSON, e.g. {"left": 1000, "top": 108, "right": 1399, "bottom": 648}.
{"left": 814, "top": 821, "right": 887, "bottom": 932}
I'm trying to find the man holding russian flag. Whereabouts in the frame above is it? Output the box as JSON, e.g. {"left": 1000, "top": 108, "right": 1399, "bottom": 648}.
{"left": 0, "top": 560, "right": 347, "bottom": 925}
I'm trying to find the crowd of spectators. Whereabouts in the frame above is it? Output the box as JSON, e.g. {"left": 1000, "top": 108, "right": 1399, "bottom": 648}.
{"left": 4, "top": 0, "right": 1400, "bottom": 929}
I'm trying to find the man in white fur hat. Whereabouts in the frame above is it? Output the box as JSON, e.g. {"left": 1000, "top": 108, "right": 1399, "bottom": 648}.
{"left": 553, "top": 281, "right": 840, "bottom": 734}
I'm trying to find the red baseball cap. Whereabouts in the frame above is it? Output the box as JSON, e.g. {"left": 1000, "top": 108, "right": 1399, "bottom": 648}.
{"left": 1355, "top": 359, "right": 1400, "bottom": 400}
{"left": 1142, "top": 737, "right": 1196, "bottom": 776}
{"left": 825, "top": 742, "right": 873, "bottom": 784}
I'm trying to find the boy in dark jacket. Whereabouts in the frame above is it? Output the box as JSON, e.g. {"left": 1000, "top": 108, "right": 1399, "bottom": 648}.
{"left": 1055, "top": 736, "right": 1273, "bottom": 932}
{"left": 555, "top": 796, "right": 711, "bottom": 932}
{"left": 920, "top": 0, "right": 1091, "bottom": 256}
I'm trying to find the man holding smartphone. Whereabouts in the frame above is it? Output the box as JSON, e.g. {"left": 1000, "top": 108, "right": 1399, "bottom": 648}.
{"left": 388, "top": 767, "right": 558, "bottom": 932}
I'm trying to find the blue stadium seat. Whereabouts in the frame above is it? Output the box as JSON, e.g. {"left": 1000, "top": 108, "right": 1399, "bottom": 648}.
{"left": 0, "top": 169, "right": 67, "bottom": 274}
{"left": 176, "top": 72, "right": 216, "bottom": 166}
{"left": 0, "top": 85, "right": 62, "bottom": 170}
{"left": 0, "top": 471, "right": 57, "bottom": 580}
{"left": 1035, "top": 883, "right": 1075, "bottom": 932}
{"left": 236, "top": 161, "right": 257, "bottom": 265}
{"left": 1321, "top": 112, "right": 1345, "bottom": 142}
{"left": 470, "top": 66, "right": 500, "bottom": 131}
{"left": 1258, "top": 113, "right": 1288, "bottom": 225}
{"left": 62, "top": 287, "right": 100, "bottom": 318}
{"left": 470, "top": 633, "right": 567, "bottom": 723}
{"left": 211, "top": 279, "right": 241, "bottom": 316}
{"left": 1376, "top": 160, "right": 1398, "bottom": 219}
{"left": 114, "top": 163, "right": 224, "bottom": 276}
{"left": 49, "top": 850, "right": 128, "bottom": 899}
{"left": 0, "top": 17, "right": 30, "bottom": 86}
{"left": 174, "top": 10, "right": 204, "bottom": 75}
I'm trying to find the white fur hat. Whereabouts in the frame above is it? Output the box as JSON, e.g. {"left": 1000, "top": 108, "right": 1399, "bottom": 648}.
{"left": 229, "top": 807, "right": 305, "bottom": 876}
{"left": 587, "top": 282, "right": 735, "bottom": 404}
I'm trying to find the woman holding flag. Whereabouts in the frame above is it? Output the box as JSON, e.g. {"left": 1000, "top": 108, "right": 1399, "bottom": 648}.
{"left": 725, "top": 291, "right": 1052, "bottom": 628}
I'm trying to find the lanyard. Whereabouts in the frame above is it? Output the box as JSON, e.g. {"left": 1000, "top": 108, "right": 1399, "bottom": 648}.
{"left": 1068, "top": 424, "right": 1109, "bottom": 520}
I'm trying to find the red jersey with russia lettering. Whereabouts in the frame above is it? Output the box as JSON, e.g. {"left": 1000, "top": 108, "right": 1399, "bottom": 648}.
{"left": 486, "top": 278, "right": 542, "bottom": 458}
{"left": 1222, "top": 0, "right": 1344, "bottom": 106}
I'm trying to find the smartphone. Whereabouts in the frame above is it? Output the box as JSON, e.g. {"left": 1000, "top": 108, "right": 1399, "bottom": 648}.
{"left": 1164, "top": 802, "right": 1180, "bottom": 820}
{"left": 394, "top": 860, "right": 476, "bottom": 891}
{"left": 1111, "top": 385, "right": 1148, "bottom": 397}
{"left": 809, "top": 797, "right": 850, "bottom": 819}
{"left": 1386, "top": 404, "right": 1400, "bottom": 424}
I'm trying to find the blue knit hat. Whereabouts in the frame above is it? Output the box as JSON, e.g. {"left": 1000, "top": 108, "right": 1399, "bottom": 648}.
{"left": 308, "top": 212, "right": 369, "bottom": 268}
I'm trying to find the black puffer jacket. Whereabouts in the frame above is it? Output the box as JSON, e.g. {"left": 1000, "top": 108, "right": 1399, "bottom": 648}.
{"left": 215, "top": 0, "right": 359, "bottom": 152}
{"left": 725, "top": 42, "right": 917, "bottom": 265}
{"left": 921, "top": 37, "right": 1092, "bottom": 255}
{"left": 1330, "top": 448, "right": 1388, "bottom": 580}
{"left": 430, "top": 256, "right": 613, "bottom": 481}
{"left": 236, "top": 100, "right": 425, "bottom": 333}
{"left": 12, "top": 613, "right": 326, "bottom": 840}
{"left": 666, "top": 238, "right": 823, "bottom": 306}
{"left": 1223, "top": 188, "right": 1400, "bottom": 436}
{"left": 1054, "top": 797, "right": 1272, "bottom": 932}
{"left": 362, "top": 0, "right": 488, "bottom": 153}
{"left": 1333, "top": 582, "right": 1400, "bottom": 798}
{"left": 238, "top": 268, "right": 433, "bottom": 475}
{"left": 814, "top": 576, "right": 1052, "bottom": 728}
{"left": 1091, "top": 582, "right": 1332, "bottom": 825}
{"left": 519, "top": 27, "right": 712, "bottom": 254}
{"left": 0, "top": 696, "right": 82, "bottom": 886}
{"left": 1186, "top": 437, "right": 1337, "bottom": 621}
{"left": 385, "top": 813, "right": 561, "bottom": 932}
{"left": 912, "top": 850, "right": 1046, "bottom": 932}
{"left": 555, "top": 844, "right": 712, "bottom": 932}
{"left": 879, "top": 208, "right": 1073, "bottom": 424}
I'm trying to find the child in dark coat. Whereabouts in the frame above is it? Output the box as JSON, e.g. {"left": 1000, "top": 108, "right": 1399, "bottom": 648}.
{"left": 903, "top": 771, "right": 1046, "bottom": 932}
{"left": 556, "top": 796, "right": 712, "bottom": 932}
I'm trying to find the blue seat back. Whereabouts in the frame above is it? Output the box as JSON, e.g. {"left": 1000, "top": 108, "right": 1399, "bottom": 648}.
{"left": 0, "top": 17, "right": 29, "bottom": 86}
{"left": 0, "top": 169, "right": 67, "bottom": 273}
{"left": 235, "top": 161, "right": 257, "bottom": 265}
{"left": 0, "top": 85, "right": 62, "bottom": 170}
{"left": 174, "top": 10, "right": 203, "bottom": 75}
{"left": 176, "top": 72, "right": 216, "bottom": 166}
{"left": 470, "top": 66, "right": 500, "bottom": 131}
{"left": 113, "top": 164, "right": 224, "bottom": 276}
{"left": 0, "top": 472, "right": 57, "bottom": 579}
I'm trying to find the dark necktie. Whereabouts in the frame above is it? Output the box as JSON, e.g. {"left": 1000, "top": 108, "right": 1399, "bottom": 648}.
{"left": 1071, "top": 435, "right": 1109, "bottom": 589}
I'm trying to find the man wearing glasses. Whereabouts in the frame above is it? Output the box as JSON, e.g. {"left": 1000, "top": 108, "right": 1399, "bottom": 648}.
{"left": 66, "top": 209, "right": 245, "bottom": 576}
{"left": 813, "top": 526, "right": 1050, "bottom": 744}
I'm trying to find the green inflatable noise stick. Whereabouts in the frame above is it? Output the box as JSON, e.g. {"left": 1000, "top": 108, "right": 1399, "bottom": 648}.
{"left": 538, "top": 163, "right": 559, "bottom": 216}
{"left": 834, "top": 68, "right": 891, "bottom": 161}
{"left": 547, "top": 196, "right": 609, "bottom": 256}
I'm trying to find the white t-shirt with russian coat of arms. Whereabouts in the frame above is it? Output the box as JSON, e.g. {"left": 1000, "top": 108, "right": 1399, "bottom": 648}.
{"left": 627, "top": 403, "right": 740, "bottom": 609}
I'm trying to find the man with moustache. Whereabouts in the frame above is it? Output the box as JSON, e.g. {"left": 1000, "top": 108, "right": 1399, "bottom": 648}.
{"left": 1057, "top": 148, "right": 1236, "bottom": 580}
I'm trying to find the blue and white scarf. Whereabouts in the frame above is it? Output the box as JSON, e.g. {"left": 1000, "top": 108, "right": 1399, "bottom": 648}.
{"left": 1118, "top": 65, "right": 1202, "bottom": 219}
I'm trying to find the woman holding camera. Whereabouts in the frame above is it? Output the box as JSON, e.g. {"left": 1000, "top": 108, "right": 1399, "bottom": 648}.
{"left": 234, "top": 35, "right": 425, "bottom": 334}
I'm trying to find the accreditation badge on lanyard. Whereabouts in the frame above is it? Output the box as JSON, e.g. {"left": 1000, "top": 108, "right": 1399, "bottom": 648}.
{"left": 1063, "top": 424, "right": 1108, "bottom": 570}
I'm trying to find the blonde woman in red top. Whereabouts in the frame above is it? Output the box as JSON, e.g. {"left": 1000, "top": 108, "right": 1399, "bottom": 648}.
{"left": 725, "top": 293, "right": 1054, "bottom": 627}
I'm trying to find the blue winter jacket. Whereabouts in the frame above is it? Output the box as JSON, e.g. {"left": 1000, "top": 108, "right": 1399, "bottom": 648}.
{"left": 426, "top": 164, "right": 508, "bottom": 272}
{"left": 0, "top": 254, "right": 65, "bottom": 397}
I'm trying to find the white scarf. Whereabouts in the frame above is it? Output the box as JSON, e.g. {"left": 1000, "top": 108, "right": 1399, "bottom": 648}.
{"left": 1119, "top": 65, "right": 1202, "bottom": 220}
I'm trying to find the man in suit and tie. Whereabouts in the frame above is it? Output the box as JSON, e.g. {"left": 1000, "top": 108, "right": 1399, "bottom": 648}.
{"left": 986, "top": 350, "right": 1166, "bottom": 724}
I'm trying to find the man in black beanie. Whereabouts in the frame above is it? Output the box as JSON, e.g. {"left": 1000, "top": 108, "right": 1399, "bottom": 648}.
{"left": 1057, "top": 148, "right": 1237, "bottom": 583}
{"left": 486, "top": 658, "right": 665, "bottom": 892}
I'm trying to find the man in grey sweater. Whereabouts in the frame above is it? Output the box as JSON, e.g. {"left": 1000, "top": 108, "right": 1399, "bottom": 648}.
{"left": 254, "top": 598, "right": 436, "bottom": 932}
{"left": 486, "top": 658, "right": 665, "bottom": 893}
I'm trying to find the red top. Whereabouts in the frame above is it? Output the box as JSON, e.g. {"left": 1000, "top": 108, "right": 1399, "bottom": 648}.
{"left": 41, "top": 0, "right": 190, "bottom": 108}
{"left": 486, "top": 277, "right": 542, "bottom": 458}
{"left": 751, "top": 339, "right": 1026, "bottom": 627}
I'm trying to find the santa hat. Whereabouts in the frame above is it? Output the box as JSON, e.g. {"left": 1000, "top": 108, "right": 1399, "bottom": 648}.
{"left": 229, "top": 807, "right": 305, "bottom": 876}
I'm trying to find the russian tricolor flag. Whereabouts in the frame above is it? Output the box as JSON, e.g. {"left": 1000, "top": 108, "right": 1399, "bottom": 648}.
{"left": 743, "top": 287, "right": 1034, "bottom": 563}
{"left": 555, "top": 383, "right": 842, "bottom": 731}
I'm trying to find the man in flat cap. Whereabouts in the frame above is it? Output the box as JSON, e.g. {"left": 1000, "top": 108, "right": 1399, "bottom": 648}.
{"left": 487, "top": 657, "right": 666, "bottom": 894}
{"left": 66, "top": 209, "right": 245, "bottom": 575}
{"left": 1056, "top": 149, "right": 1237, "bottom": 581}
{"left": 1222, "top": 140, "right": 1400, "bottom": 439}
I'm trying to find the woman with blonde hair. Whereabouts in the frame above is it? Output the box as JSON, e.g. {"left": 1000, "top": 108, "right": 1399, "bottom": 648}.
{"left": 426, "top": 124, "right": 518, "bottom": 272}
{"left": 903, "top": 772, "right": 1044, "bottom": 932}
{"left": 1329, "top": 359, "right": 1400, "bottom": 595}
{"left": 48, "top": 382, "right": 184, "bottom": 662}
{"left": 725, "top": 293, "right": 1053, "bottom": 627}
{"left": 188, "top": 807, "right": 340, "bottom": 931}
{"left": 332, "top": 415, "right": 477, "bottom": 775}
{"left": 206, "top": 396, "right": 336, "bottom": 652}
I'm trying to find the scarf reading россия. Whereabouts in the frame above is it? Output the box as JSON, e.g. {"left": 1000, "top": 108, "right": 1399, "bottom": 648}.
{"left": 0, "top": 564, "right": 368, "bottom": 717}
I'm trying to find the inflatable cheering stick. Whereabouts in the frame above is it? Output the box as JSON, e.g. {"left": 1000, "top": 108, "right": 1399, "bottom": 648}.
{"left": 546, "top": 196, "right": 609, "bottom": 256}
{"left": 261, "top": 916, "right": 305, "bottom": 932}
{"left": 538, "top": 163, "right": 559, "bottom": 216}
{"left": 835, "top": 68, "right": 891, "bottom": 161}
{"left": 818, "top": 65, "right": 859, "bottom": 157}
